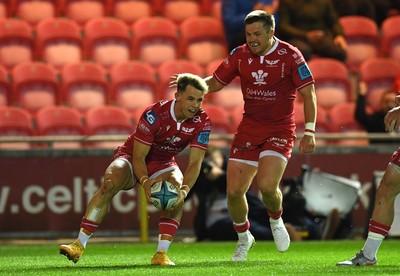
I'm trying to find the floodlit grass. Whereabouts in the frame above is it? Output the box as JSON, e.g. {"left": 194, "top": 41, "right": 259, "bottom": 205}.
{"left": 0, "top": 240, "right": 399, "bottom": 275}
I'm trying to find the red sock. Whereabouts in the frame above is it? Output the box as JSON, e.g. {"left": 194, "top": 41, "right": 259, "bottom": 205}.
{"left": 268, "top": 208, "right": 283, "bottom": 219}
{"left": 80, "top": 217, "right": 99, "bottom": 234}
{"left": 233, "top": 220, "right": 250, "bottom": 233}
{"left": 159, "top": 218, "right": 180, "bottom": 238}
{"left": 368, "top": 219, "right": 391, "bottom": 237}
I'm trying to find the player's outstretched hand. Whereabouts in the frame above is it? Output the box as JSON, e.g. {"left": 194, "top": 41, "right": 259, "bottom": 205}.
{"left": 169, "top": 74, "right": 179, "bottom": 88}
{"left": 299, "top": 134, "right": 316, "bottom": 154}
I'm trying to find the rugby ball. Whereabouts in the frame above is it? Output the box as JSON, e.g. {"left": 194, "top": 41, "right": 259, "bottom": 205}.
{"left": 150, "top": 181, "right": 179, "bottom": 210}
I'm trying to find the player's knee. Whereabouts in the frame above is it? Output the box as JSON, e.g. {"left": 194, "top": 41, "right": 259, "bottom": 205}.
{"left": 226, "top": 187, "right": 245, "bottom": 199}
{"left": 101, "top": 166, "right": 128, "bottom": 195}
{"left": 259, "top": 184, "right": 279, "bottom": 197}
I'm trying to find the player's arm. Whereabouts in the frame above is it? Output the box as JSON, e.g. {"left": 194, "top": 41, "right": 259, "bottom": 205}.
{"left": 171, "top": 147, "right": 207, "bottom": 208}
{"left": 169, "top": 74, "right": 225, "bottom": 94}
{"left": 204, "top": 75, "right": 225, "bottom": 93}
{"left": 297, "top": 83, "right": 317, "bottom": 153}
{"left": 132, "top": 139, "right": 158, "bottom": 200}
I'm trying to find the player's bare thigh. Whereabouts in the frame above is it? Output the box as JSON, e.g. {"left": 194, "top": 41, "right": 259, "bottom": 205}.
{"left": 257, "top": 155, "right": 287, "bottom": 192}
{"left": 104, "top": 158, "right": 135, "bottom": 191}
{"left": 150, "top": 166, "right": 183, "bottom": 188}
{"left": 378, "top": 163, "right": 400, "bottom": 198}
{"left": 227, "top": 159, "right": 257, "bottom": 195}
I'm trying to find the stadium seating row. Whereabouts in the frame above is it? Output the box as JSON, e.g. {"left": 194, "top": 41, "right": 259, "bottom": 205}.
{"left": 0, "top": 99, "right": 372, "bottom": 150}
{"left": 0, "top": 0, "right": 222, "bottom": 25}
{"left": 0, "top": 59, "right": 246, "bottom": 114}
{"left": 339, "top": 15, "right": 400, "bottom": 72}
{"left": 307, "top": 57, "right": 400, "bottom": 112}
{"left": 0, "top": 16, "right": 228, "bottom": 70}
{"left": 1, "top": 56, "right": 399, "bottom": 123}
{"left": 0, "top": 103, "right": 237, "bottom": 149}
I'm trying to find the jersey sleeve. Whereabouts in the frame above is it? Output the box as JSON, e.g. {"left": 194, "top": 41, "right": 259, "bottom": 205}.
{"left": 134, "top": 106, "right": 160, "bottom": 146}
{"left": 290, "top": 47, "right": 315, "bottom": 90}
{"left": 190, "top": 115, "right": 211, "bottom": 150}
{"left": 213, "top": 47, "right": 241, "bottom": 86}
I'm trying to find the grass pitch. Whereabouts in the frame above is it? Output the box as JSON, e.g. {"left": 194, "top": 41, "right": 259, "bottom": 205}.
{"left": 0, "top": 239, "right": 399, "bottom": 275}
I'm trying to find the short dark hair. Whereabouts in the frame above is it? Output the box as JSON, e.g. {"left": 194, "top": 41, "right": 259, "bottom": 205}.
{"left": 244, "top": 10, "right": 275, "bottom": 31}
{"left": 177, "top": 73, "right": 208, "bottom": 94}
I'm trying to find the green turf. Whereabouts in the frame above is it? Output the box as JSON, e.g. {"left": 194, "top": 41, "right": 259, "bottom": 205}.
{"left": 0, "top": 240, "right": 399, "bottom": 275}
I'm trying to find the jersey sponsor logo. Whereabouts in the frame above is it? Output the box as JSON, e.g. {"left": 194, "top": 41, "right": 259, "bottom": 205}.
{"left": 138, "top": 122, "right": 150, "bottom": 134}
{"left": 297, "top": 64, "right": 312, "bottom": 80}
{"left": 251, "top": 70, "right": 268, "bottom": 85}
{"left": 278, "top": 48, "right": 287, "bottom": 55}
{"left": 197, "top": 131, "right": 210, "bottom": 145}
{"left": 192, "top": 115, "right": 202, "bottom": 123}
{"left": 265, "top": 59, "right": 279, "bottom": 66}
{"left": 157, "top": 145, "right": 181, "bottom": 153}
{"left": 182, "top": 126, "right": 195, "bottom": 133}
{"left": 245, "top": 88, "right": 276, "bottom": 102}
{"left": 145, "top": 110, "right": 157, "bottom": 125}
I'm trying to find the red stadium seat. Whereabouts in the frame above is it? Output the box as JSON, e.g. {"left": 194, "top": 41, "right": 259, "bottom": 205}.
{"left": 339, "top": 16, "right": 379, "bottom": 72}
{"left": 83, "top": 17, "right": 131, "bottom": 68}
{"left": 85, "top": 105, "right": 134, "bottom": 148}
{"left": 109, "top": 0, "right": 157, "bottom": 24}
{"left": 157, "top": 59, "right": 204, "bottom": 100}
{"left": 0, "top": 106, "right": 34, "bottom": 149}
{"left": 131, "top": 16, "right": 179, "bottom": 68}
{"left": 328, "top": 102, "right": 369, "bottom": 145}
{"left": 307, "top": 58, "right": 352, "bottom": 110}
{"left": 61, "top": 61, "right": 108, "bottom": 113}
{"left": 158, "top": 0, "right": 204, "bottom": 24}
{"left": 62, "top": 0, "right": 107, "bottom": 26}
{"left": 109, "top": 60, "right": 157, "bottom": 112}
{"left": 201, "top": 103, "right": 233, "bottom": 147}
{"left": 0, "top": 18, "right": 34, "bottom": 70}
{"left": 201, "top": 104, "right": 233, "bottom": 134}
{"left": 381, "top": 16, "right": 400, "bottom": 62}
{"left": 0, "top": 64, "right": 10, "bottom": 106}
{"left": 11, "top": 0, "right": 60, "bottom": 26}
{"left": 11, "top": 61, "right": 59, "bottom": 114}
{"left": 0, "top": 0, "right": 8, "bottom": 18}
{"left": 179, "top": 16, "right": 228, "bottom": 67}
{"left": 35, "top": 17, "right": 83, "bottom": 69}
{"left": 359, "top": 57, "right": 400, "bottom": 112}
{"left": 35, "top": 105, "right": 84, "bottom": 149}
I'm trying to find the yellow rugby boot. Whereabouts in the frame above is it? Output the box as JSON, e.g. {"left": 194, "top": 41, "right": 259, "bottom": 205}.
{"left": 151, "top": 250, "right": 175, "bottom": 266}
{"left": 59, "top": 240, "right": 84, "bottom": 263}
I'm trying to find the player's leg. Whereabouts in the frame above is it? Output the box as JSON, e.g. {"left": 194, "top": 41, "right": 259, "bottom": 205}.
{"left": 257, "top": 154, "right": 290, "bottom": 252}
{"left": 59, "top": 158, "right": 135, "bottom": 263}
{"left": 227, "top": 159, "right": 257, "bottom": 261}
{"left": 150, "top": 167, "right": 183, "bottom": 266}
{"left": 337, "top": 162, "right": 400, "bottom": 266}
